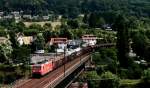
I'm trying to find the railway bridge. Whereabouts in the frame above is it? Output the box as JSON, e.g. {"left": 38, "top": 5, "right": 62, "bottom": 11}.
{"left": 15, "top": 43, "right": 115, "bottom": 88}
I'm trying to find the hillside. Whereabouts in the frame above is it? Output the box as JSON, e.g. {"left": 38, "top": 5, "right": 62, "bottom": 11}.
{"left": 0, "top": 0, "right": 150, "bottom": 18}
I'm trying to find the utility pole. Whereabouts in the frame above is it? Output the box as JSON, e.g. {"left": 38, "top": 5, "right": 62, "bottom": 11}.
{"left": 64, "top": 47, "right": 66, "bottom": 77}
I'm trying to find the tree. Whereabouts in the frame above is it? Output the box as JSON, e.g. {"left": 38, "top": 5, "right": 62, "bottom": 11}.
{"left": 43, "top": 30, "right": 52, "bottom": 43}
{"left": 86, "top": 71, "right": 100, "bottom": 88}
{"left": 97, "top": 17, "right": 105, "bottom": 28}
{"left": 92, "top": 52, "right": 102, "bottom": 65}
{"left": 16, "top": 22, "right": 26, "bottom": 32}
{"left": 88, "top": 13, "right": 98, "bottom": 28}
{"left": 138, "top": 68, "right": 150, "bottom": 88}
{"left": 113, "top": 14, "right": 130, "bottom": 68}
{"left": 12, "top": 46, "right": 31, "bottom": 64}
{"left": 99, "top": 71, "right": 120, "bottom": 88}
{"left": 68, "top": 6, "right": 79, "bottom": 18}
{"left": 0, "top": 40, "right": 13, "bottom": 64}
{"left": 29, "top": 24, "right": 43, "bottom": 31}
{"left": 43, "top": 23, "right": 52, "bottom": 30}
{"left": 9, "top": 31, "right": 19, "bottom": 49}
{"left": 59, "top": 24, "right": 73, "bottom": 39}
{"left": 131, "top": 30, "right": 148, "bottom": 58}
{"left": 67, "top": 19, "right": 79, "bottom": 29}
{"left": 83, "top": 13, "right": 88, "bottom": 24}
{"left": 88, "top": 12, "right": 105, "bottom": 28}
{"left": 31, "top": 33, "right": 45, "bottom": 52}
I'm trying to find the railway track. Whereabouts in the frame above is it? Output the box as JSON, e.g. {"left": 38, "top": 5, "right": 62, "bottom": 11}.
{"left": 16, "top": 53, "right": 90, "bottom": 88}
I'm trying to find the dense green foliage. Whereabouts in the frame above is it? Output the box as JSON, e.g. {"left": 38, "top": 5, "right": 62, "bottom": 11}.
{"left": 0, "top": 0, "right": 150, "bottom": 18}
{"left": 114, "top": 14, "right": 130, "bottom": 68}
{"left": 138, "top": 68, "right": 150, "bottom": 88}
{"left": 0, "top": 64, "right": 31, "bottom": 84}
{"left": 0, "top": 0, "right": 149, "bottom": 86}
{"left": 99, "top": 72, "right": 120, "bottom": 88}
{"left": 86, "top": 71, "right": 119, "bottom": 88}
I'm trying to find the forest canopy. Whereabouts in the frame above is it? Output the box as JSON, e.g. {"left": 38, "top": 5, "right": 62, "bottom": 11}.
{"left": 0, "top": 0, "right": 150, "bottom": 18}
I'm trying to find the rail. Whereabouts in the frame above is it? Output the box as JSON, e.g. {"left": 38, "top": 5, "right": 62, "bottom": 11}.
{"left": 13, "top": 43, "right": 115, "bottom": 88}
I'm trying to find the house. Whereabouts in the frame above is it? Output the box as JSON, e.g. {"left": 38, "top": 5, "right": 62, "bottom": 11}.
{"left": 102, "top": 24, "right": 113, "bottom": 31}
{"left": 14, "top": 15, "right": 21, "bottom": 23}
{"left": 3, "top": 15, "right": 13, "bottom": 19}
{"left": 42, "top": 16, "right": 49, "bottom": 20}
{"left": 68, "top": 40, "right": 82, "bottom": 46}
{"left": 11, "top": 11, "right": 20, "bottom": 16}
{"left": 0, "top": 37, "right": 8, "bottom": 44}
{"left": 22, "top": 36, "right": 34, "bottom": 45}
{"left": 22, "top": 15, "right": 32, "bottom": 19}
{"left": 78, "top": 14, "right": 85, "bottom": 17}
{"left": 82, "top": 34, "right": 97, "bottom": 46}
{"left": 49, "top": 38, "right": 68, "bottom": 53}
{"left": 0, "top": 16, "right": 2, "bottom": 19}
{"left": 17, "top": 36, "right": 33, "bottom": 45}
{"left": 57, "top": 15, "right": 62, "bottom": 21}
{"left": 0, "top": 12, "right": 4, "bottom": 16}
{"left": 50, "top": 38, "right": 68, "bottom": 46}
{"left": 17, "top": 33, "right": 33, "bottom": 45}
{"left": 32, "top": 15, "right": 39, "bottom": 20}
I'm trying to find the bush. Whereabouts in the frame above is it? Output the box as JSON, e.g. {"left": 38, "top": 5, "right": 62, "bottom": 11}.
{"left": 99, "top": 71, "right": 120, "bottom": 88}
{"left": 128, "top": 63, "right": 143, "bottom": 79}
{"left": 137, "top": 68, "right": 150, "bottom": 88}
{"left": 86, "top": 71, "right": 100, "bottom": 80}
{"left": 0, "top": 64, "right": 31, "bottom": 84}
{"left": 86, "top": 71, "right": 100, "bottom": 88}
{"left": 106, "top": 62, "right": 117, "bottom": 74}
{"left": 142, "top": 68, "right": 150, "bottom": 81}
{"left": 120, "top": 79, "right": 140, "bottom": 88}
{"left": 4, "top": 72, "right": 16, "bottom": 84}
{"left": 119, "top": 84, "right": 137, "bottom": 88}
{"left": 119, "top": 63, "right": 143, "bottom": 79}
{"left": 119, "top": 69, "right": 129, "bottom": 79}
{"left": 96, "top": 65, "right": 106, "bottom": 76}
{"left": 88, "top": 80, "right": 100, "bottom": 88}
{"left": 0, "top": 72, "right": 4, "bottom": 83}
{"left": 0, "top": 30, "right": 7, "bottom": 37}
{"left": 23, "top": 29, "right": 39, "bottom": 36}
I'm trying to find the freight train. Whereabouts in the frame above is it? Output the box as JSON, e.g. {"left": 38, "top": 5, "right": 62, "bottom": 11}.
{"left": 31, "top": 46, "right": 92, "bottom": 76}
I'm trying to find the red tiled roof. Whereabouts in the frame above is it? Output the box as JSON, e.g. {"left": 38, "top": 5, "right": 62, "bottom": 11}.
{"left": 82, "top": 34, "right": 97, "bottom": 40}
{"left": 50, "top": 38, "right": 68, "bottom": 44}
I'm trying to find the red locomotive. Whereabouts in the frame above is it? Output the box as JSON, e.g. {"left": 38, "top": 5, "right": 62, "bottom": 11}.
{"left": 31, "top": 46, "right": 92, "bottom": 76}
{"left": 31, "top": 54, "right": 64, "bottom": 76}
{"left": 32, "top": 60, "right": 53, "bottom": 75}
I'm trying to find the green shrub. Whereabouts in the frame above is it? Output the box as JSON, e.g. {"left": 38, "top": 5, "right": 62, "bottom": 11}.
{"left": 119, "top": 69, "right": 128, "bottom": 79}
{"left": 99, "top": 71, "right": 120, "bottom": 88}
{"left": 0, "top": 30, "right": 7, "bottom": 37}
{"left": 88, "top": 79, "right": 100, "bottom": 88}
{"left": 119, "top": 63, "right": 143, "bottom": 79}
{"left": 4, "top": 72, "right": 17, "bottom": 84}
{"left": 86, "top": 71, "right": 100, "bottom": 80}
{"left": 106, "top": 62, "right": 117, "bottom": 74}
{"left": 119, "top": 84, "right": 137, "bottom": 88}
{"left": 0, "top": 64, "right": 31, "bottom": 84}
{"left": 137, "top": 68, "right": 150, "bottom": 88}
{"left": 142, "top": 68, "right": 150, "bottom": 81}
{"left": 96, "top": 65, "right": 105, "bottom": 76}
{"left": 86, "top": 71, "right": 100, "bottom": 88}
{"left": 120, "top": 79, "right": 140, "bottom": 88}
{"left": 128, "top": 63, "right": 143, "bottom": 79}
{"left": 0, "top": 72, "right": 4, "bottom": 83}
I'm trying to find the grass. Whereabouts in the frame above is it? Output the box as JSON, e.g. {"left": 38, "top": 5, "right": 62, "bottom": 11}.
{"left": 120, "top": 79, "right": 140, "bottom": 85}
{"left": 23, "top": 21, "right": 61, "bottom": 30}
